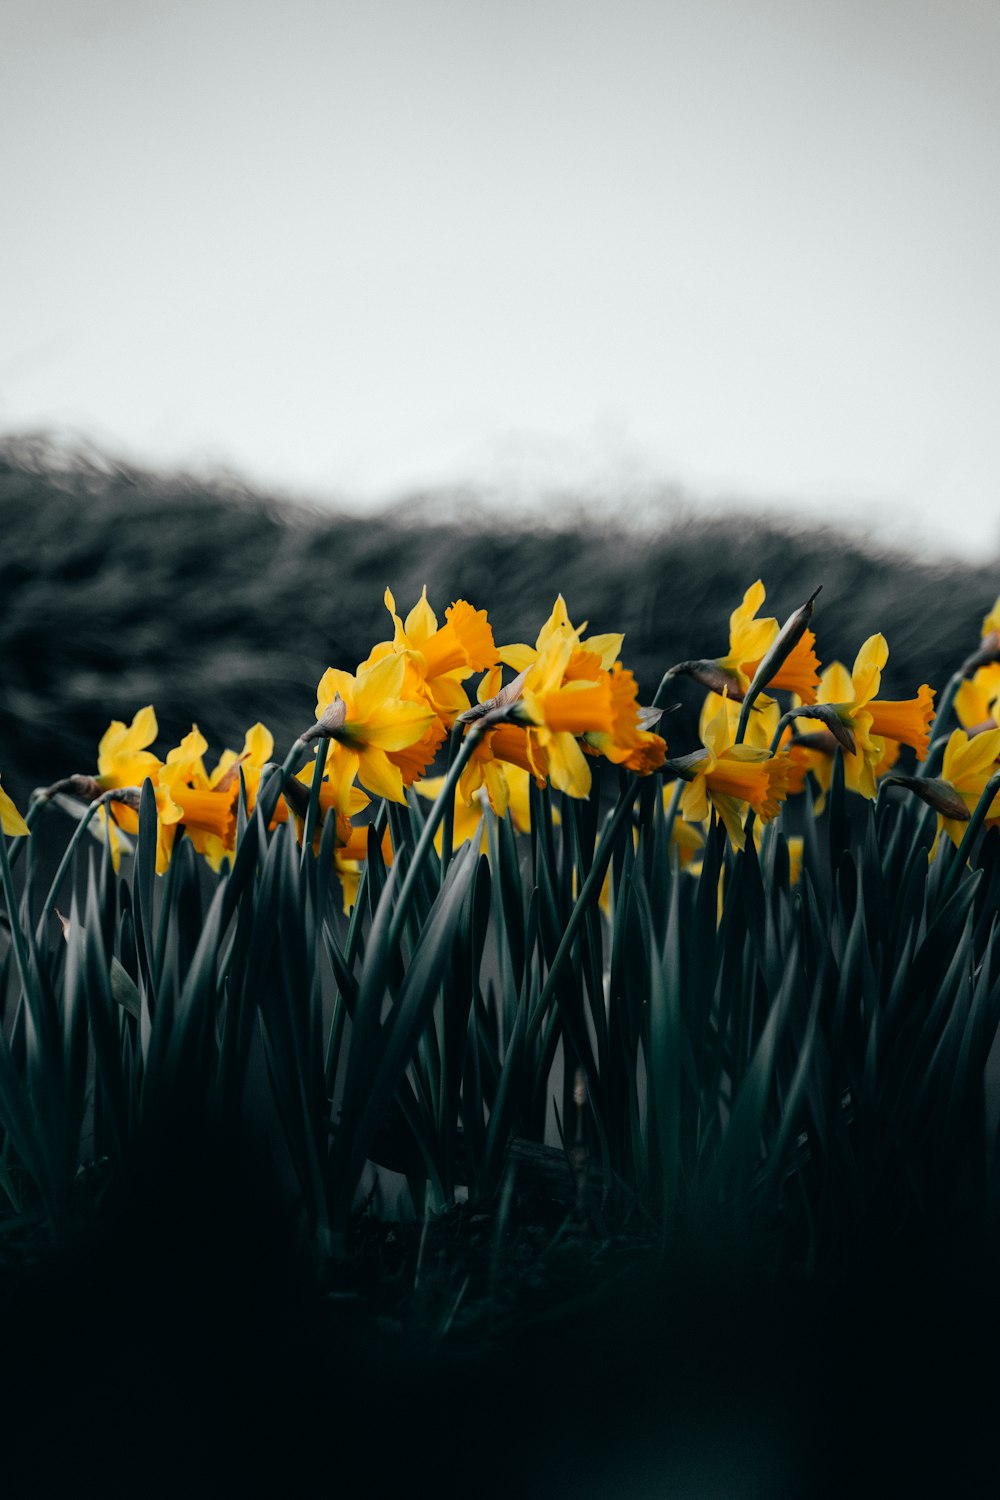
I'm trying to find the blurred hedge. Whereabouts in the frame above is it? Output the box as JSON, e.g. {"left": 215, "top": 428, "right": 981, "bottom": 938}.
{"left": 1, "top": 434, "right": 995, "bottom": 807}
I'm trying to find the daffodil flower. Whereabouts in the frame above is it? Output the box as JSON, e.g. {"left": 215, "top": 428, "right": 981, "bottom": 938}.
{"left": 582, "top": 663, "right": 667, "bottom": 774}
{"left": 717, "top": 580, "right": 821, "bottom": 702}
{"left": 813, "top": 635, "right": 889, "bottom": 800}
{"left": 155, "top": 728, "right": 238, "bottom": 873}
{"left": 955, "top": 664, "right": 1000, "bottom": 733}
{"left": 360, "top": 586, "right": 498, "bottom": 725}
{"left": 678, "top": 700, "right": 792, "bottom": 851}
{"left": 313, "top": 652, "right": 438, "bottom": 803}
{"left": 96, "top": 706, "right": 162, "bottom": 832}
{"left": 516, "top": 633, "right": 615, "bottom": 799}
{"left": 499, "top": 594, "right": 622, "bottom": 680}
{"left": 932, "top": 726, "right": 1000, "bottom": 851}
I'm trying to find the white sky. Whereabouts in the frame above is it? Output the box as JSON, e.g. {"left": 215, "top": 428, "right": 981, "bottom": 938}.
{"left": 3, "top": 0, "right": 1000, "bottom": 557}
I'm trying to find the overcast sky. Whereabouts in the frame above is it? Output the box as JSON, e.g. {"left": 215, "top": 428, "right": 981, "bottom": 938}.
{"left": 3, "top": 0, "right": 999, "bottom": 557}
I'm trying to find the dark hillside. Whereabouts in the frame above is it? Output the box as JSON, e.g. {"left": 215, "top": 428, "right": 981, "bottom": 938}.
{"left": 1, "top": 435, "right": 995, "bottom": 805}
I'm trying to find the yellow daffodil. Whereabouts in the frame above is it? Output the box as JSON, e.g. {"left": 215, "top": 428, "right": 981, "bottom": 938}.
{"left": 499, "top": 594, "right": 623, "bottom": 680}
{"left": 314, "top": 652, "right": 438, "bottom": 803}
{"left": 792, "top": 649, "right": 931, "bottom": 805}
{"left": 0, "top": 775, "right": 29, "bottom": 837}
{"left": 982, "top": 596, "right": 1000, "bottom": 638}
{"left": 717, "top": 580, "right": 821, "bottom": 702}
{"left": 155, "top": 728, "right": 239, "bottom": 873}
{"left": 932, "top": 727, "right": 1000, "bottom": 851}
{"left": 583, "top": 663, "right": 667, "bottom": 774}
{"left": 814, "top": 635, "right": 889, "bottom": 800}
{"left": 517, "top": 633, "right": 615, "bottom": 799}
{"left": 361, "top": 586, "right": 498, "bottom": 726}
{"left": 678, "top": 700, "right": 792, "bottom": 851}
{"left": 866, "top": 683, "right": 935, "bottom": 761}
{"left": 96, "top": 705, "right": 162, "bottom": 832}
{"left": 955, "top": 664, "right": 1000, "bottom": 733}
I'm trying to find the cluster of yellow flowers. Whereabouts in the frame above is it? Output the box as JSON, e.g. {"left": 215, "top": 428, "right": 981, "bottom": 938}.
{"left": 33, "top": 589, "right": 668, "bottom": 903}
{"left": 9, "top": 579, "right": 1000, "bottom": 902}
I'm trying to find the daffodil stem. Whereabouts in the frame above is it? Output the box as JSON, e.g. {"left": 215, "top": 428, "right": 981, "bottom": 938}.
{"left": 939, "top": 769, "right": 1000, "bottom": 906}
{"left": 662, "top": 776, "right": 684, "bottom": 848}
{"left": 767, "top": 710, "right": 801, "bottom": 758}
{"left": 526, "top": 776, "right": 643, "bottom": 1048}
{"left": 387, "top": 723, "right": 487, "bottom": 955}
{"left": 257, "top": 738, "right": 311, "bottom": 829}
{"left": 5, "top": 792, "right": 50, "bottom": 873}
{"left": 734, "top": 688, "right": 760, "bottom": 748}
{"left": 439, "top": 723, "right": 464, "bottom": 884}
{"left": 651, "top": 669, "right": 677, "bottom": 711}
{"left": 37, "top": 797, "right": 108, "bottom": 930}
{"left": 300, "top": 737, "right": 329, "bottom": 868}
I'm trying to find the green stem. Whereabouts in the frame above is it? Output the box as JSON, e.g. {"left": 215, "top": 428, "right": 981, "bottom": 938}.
{"left": 36, "top": 797, "right": 108, "bottom": 935}
{"left": 439, "top": 723, "right": 464, "bottom": 885}
{"left": 662, "top": 776, "right": 684, "bottom": 848}
{"left": 6, "top": 792, "right": 51, "bottom": 873}
{"left": 300, "top": 737, "right": 330, "bottom": 867}
{"left": 256, "top": 738, "right": 311, "bottom": 828}
{"left": 386, "top": 722, "right": 486, "bottom": 956}
{"left": 526, "top": 776, "right": 643, "bottom": 1048}
{"left": 767, "top": 709, "right": 802, "bottom": 758}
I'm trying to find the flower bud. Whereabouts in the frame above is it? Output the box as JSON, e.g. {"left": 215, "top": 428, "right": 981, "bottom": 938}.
{"left": 746, "top": 586, "right": 821, "bottom": 699}
{"left": 300, "top": 693, "right": 348, "bottom": 744}
{"left": 458, "top": 668, "right": 529, "bottom": 724}
{"left": 794, "top": 703, "right": 856, "bottom": 756}
{"left": 663, "top": 660, "right": 745, "bottom": 700}
{"left": 962, "top": 630, "right": 1000, "bottom": 677}
{"left": 880, "top": 774, "right": 971, "bottom": 822}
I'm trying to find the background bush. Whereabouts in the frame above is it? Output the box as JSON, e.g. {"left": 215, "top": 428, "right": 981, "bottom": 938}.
{"left": 2, "top": 433, "right": 995, "bottom": 808}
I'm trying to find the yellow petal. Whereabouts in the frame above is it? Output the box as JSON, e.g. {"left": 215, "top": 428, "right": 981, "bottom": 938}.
{"left": 0, "top": 779, "right": 30, "bottom": 837}
{"left": 355, "top": 746, "right": 407, "bottom": 803}
{"left": 404, "top": 585, "right": 438, "bottom": 643}
{"left": 544, "top": 731, "right": 593, "bottom": 798}
{"left": 850, "top": 634, "right": 889, "bottom": 708}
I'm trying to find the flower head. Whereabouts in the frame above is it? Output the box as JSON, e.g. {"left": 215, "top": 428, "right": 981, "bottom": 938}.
{"left": 679, "top": 699, "right": 792, "bottom": 850}
{"left": 717, "top": 580, "right": 820, "bottom": 702}
{"left": 360, "top": 587, "right": 498, "bottom": 725}
{"left": 312, "top": 653, "right": 438, "bottom": 803}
